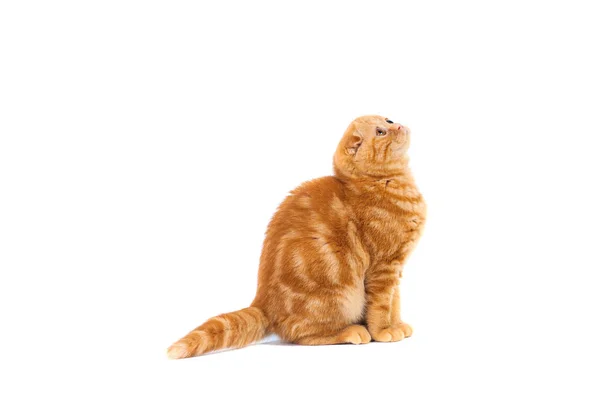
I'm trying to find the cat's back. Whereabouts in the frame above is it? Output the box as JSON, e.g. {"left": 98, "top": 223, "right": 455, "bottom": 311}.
{"left": 268, "top": 176, "right": 350, "bottom": 233}
{"left": 254, "top": 176, "right": 369, "bottom": 317}
{"left": 256, "top": 176, "right": 360, "bottom": 284}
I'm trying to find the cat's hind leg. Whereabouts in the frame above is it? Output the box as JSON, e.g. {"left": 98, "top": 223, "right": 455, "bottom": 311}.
{"left": 296, "top": 324, "right": 371, "bottom": 345}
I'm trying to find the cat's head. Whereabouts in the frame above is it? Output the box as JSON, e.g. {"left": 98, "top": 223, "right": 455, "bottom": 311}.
{"left": 334, "top": 115, "right": 410, "bottom": 179}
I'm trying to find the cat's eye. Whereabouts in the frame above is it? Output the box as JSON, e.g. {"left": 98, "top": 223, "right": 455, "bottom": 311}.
{"left": 376, "top": 128, "right": 387, "bottom": 136}
{"left": 385, "top": 119, "right": 394, "bottom": 124}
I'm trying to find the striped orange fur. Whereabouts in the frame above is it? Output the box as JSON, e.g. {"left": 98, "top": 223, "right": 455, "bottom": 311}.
{"left": 167, "top": 115, "right": 426, "bottom": 358}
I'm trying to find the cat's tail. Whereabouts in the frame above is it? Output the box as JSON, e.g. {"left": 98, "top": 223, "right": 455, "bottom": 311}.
{"left": 166, "top": 306, "right": 269, "bottom": 359}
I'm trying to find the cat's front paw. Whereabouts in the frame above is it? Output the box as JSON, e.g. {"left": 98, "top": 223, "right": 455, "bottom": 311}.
{"left": 369, "top": 322, "right": 413, "bottom": 342}
{"left": 397, "top": 322, "right": 413, "bottom": 338}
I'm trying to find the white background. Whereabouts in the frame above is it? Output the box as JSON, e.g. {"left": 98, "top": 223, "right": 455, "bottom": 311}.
{"left": 1, "top": 1, "right": 599, "bottom": 399}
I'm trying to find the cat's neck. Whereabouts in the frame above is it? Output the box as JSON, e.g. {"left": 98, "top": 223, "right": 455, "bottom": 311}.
{"left": 336, "top": 161, "right": 417, "bottom": 196}
{"left": 335, "top": 156, "right": 413, "bottom": 183}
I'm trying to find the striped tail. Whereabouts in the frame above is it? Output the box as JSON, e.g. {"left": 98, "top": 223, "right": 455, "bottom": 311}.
{"left": 167, "top": 307, "right": 268, "bottom": 359}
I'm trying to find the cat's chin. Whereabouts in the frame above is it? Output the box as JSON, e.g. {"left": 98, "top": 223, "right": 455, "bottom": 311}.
{"left": 390, "top": 145, "right": 409, "bottom": 155}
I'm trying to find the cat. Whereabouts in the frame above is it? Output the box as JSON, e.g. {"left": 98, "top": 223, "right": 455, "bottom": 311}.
{"left": 167, "top": 115, "right": 426, "bottom": 358}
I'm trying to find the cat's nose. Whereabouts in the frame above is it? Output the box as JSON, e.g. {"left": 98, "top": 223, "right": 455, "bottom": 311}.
{"left": 396, "top": 124, "right": 409, "bottom": 134}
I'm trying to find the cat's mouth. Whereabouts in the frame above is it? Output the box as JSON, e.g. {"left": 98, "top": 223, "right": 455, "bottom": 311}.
{"left": 392, "top": 126, "right": 410, "bottom": 146}
{"left": 391, "top": 127, "right": 410, "bottom": 149}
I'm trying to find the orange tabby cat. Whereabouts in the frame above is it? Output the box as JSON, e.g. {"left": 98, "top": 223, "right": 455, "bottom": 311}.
{"left": 167, "top": 115, "right": 426, "bottom": 358}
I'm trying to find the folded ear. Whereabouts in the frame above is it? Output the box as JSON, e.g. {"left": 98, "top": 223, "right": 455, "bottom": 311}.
{"left": 345, "top": 130, "right": 363, "bottom": 155}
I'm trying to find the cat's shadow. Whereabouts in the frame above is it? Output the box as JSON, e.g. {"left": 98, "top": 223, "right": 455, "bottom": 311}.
{"left": 261, "top": 340, "right": 296, "bottom": 347}
{"left": 258, "top": 334, "right": 294, "bottom": 346}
